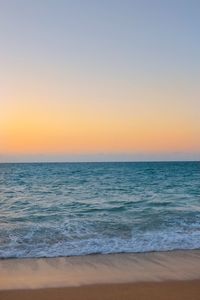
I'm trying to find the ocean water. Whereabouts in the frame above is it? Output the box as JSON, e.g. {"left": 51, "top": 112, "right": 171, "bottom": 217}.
{"left": 0, "top": 162, "right": 199, "bottom": 258}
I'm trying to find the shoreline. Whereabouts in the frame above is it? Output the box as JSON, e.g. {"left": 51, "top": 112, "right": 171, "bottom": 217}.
{"left": 1, "top": 246, "right": 200, "bottom": 260}
{"left": 0, "top": 249, "right": 200, "bottom": 290}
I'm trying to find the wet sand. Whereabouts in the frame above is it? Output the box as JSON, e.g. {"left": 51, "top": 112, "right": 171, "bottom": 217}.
{"left": 0, "top": 250, "right": 200, "bottom": 299}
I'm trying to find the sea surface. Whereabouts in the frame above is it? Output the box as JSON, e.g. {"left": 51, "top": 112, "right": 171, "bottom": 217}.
{"left": 0, "top": 162, "right": 199, "bottom": 258}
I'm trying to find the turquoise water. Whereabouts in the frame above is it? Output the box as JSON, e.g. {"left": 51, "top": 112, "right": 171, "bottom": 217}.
{"left": 0, "top": 162, "right": 200, "bottom": 258}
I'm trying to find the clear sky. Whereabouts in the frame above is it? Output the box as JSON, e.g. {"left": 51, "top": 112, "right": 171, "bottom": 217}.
{"left": 1, "top": 0, "right": 200, "bottom": 162}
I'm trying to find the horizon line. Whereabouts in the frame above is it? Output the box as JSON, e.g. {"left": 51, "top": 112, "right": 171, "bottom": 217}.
{"left": 0, "top": 160, "right": 199, "bottom": 164}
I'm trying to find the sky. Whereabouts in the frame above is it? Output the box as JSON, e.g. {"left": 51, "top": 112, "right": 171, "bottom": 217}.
{"left": 0, "top": 0, "right": 200, "bottom": 162}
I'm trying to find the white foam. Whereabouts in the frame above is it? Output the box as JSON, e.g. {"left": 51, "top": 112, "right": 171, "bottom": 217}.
{"left": 1, "top": 227, "right": 200, "bottom": 258}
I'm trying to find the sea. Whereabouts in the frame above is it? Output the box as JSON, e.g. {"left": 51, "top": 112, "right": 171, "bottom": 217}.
{"left": 0, "top": 161, "right": 199, "bottom": 259}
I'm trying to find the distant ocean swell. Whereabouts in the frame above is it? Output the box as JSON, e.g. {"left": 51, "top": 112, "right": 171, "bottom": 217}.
{"left": 0, "top": 162, "right": 200, "bottom": 258}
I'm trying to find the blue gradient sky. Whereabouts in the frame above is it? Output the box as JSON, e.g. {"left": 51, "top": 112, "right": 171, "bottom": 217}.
{"left": 0, "top": 0, "right": 200, "bottom": 162}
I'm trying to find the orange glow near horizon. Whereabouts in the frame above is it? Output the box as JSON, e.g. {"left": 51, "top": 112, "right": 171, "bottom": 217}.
{"left": 1, "top": 69, "right": 200, "bottom": 158}
{"left": 2, "top": 97, "right": 200, "bottom": 156}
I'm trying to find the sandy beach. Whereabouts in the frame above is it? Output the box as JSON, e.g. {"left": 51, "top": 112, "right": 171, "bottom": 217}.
{"left": 0, "top": 250, "right": 200, "bottom": 299}
{"left": 1, "top": 280, "right": 200, "bottom": 300}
